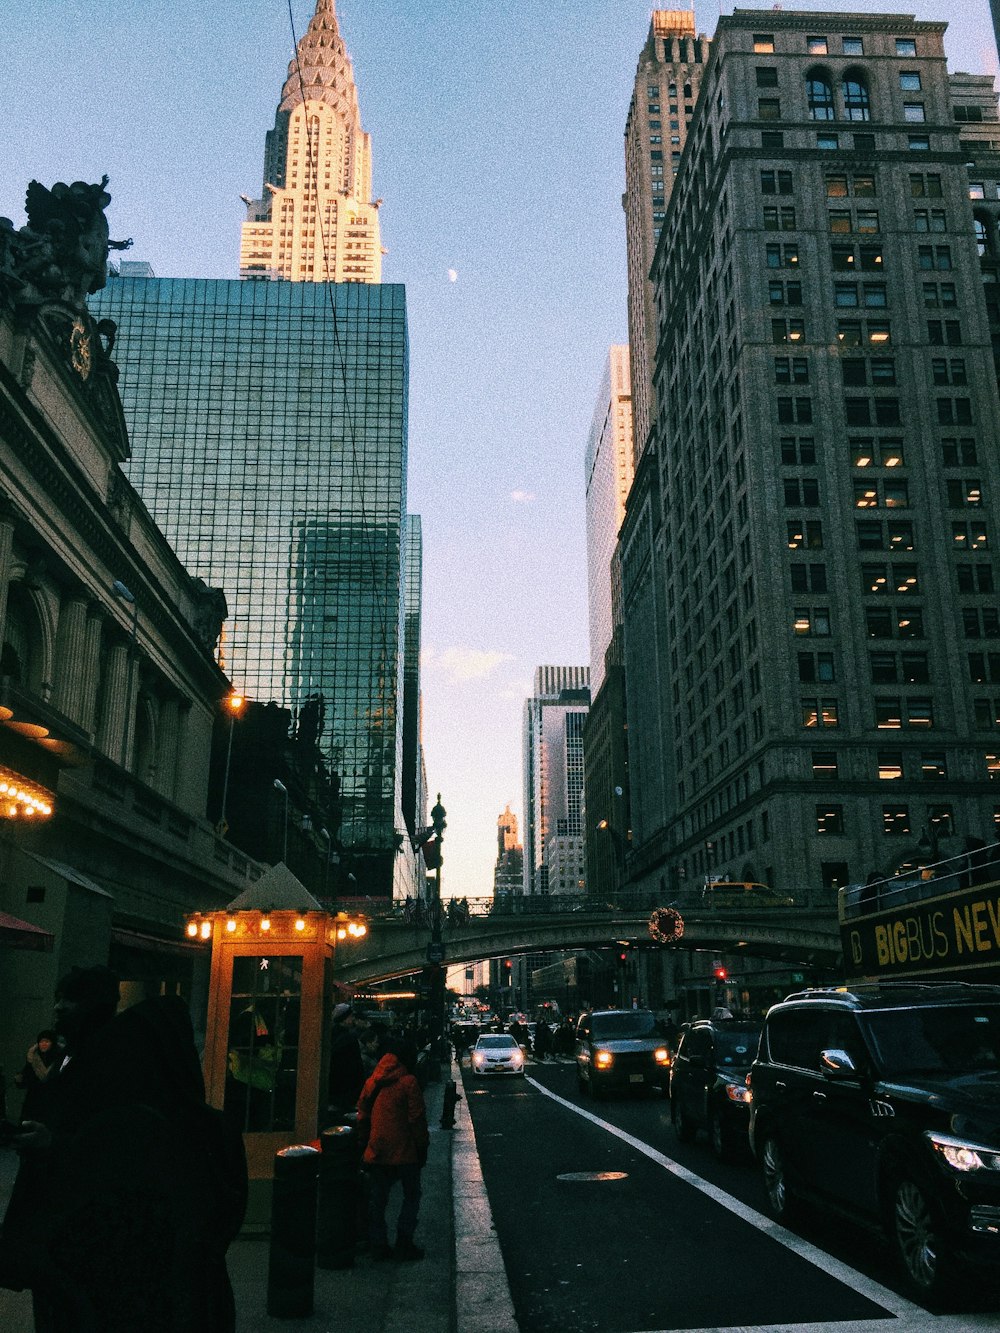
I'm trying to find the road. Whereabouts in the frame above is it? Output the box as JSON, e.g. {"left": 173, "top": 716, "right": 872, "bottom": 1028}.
{"left": 459, "top": 1056, "right": 1000, "bottom": 1333}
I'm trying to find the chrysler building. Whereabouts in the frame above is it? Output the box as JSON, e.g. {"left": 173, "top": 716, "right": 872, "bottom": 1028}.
{"left": 239, "top": 0, "right": 382, "bottom": 281}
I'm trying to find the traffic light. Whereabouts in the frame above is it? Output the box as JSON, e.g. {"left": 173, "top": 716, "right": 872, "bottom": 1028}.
{"left": 504, "top": 959, "right": 512, "bottom": 970}
{"left": 618, "top": 950, "right": 628, "bottom": 964}
{"left": 713, "top": 966, "right": 728, "bottom": 982}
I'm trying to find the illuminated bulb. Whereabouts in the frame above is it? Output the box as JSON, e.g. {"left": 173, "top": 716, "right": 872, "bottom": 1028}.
{"left": 0, "top": 783, "right": 8, "bottom": 794}
{"left": 337, "top": 927, "right": 347, "bottom": 940}
{"left": 200, "top": 921, "right": 211, "bottom": 940}
{"left": 226, "top": 918, "right": 237, "bottom": 933}
{"left": 261, "top": 917, "right": 271, "bottom": 932}
{"left": 295, "top": 918, "right": 305, "bottom": 931}
{"left": 187, "top": 922, "right": 199, "bottom": 938}
{"left": 356, "top": 924, "right": 367, "bottom": 938}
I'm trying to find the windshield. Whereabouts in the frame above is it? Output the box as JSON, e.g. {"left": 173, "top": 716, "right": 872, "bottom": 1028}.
{"left": 590, "top": 1012, "right": 658, "bottom": 1041}
{"left": 478, "top": 1035, "right": 517, "bottom": 1049}
{"left": 863, "top": 1005, "right": 1000, "bottom": 1078}
{"left": 715, "top": 1028, "right": 760, "bottom": 1067}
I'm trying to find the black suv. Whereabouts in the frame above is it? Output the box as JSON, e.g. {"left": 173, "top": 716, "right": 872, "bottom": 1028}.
{"left": 749, "top": 983, "right": 1000, "bottom": 1303}
{"left": 575, "top": 1009, "right": 671, "bottom": 1097}
{"left": 670, "top": 1018, "right": 760, "bottom": 1160}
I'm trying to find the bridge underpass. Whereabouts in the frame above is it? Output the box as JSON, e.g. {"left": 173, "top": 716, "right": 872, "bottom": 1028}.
{"left": 333, "top": 901, "right": 843, "bottom": 986}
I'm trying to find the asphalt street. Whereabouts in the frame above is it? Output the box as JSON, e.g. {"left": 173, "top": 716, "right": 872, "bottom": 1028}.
{"left": 461, "top": 1057, "right": 1000, "bottom": 1333}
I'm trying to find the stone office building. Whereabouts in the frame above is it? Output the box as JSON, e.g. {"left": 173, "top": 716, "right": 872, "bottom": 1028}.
{"left": 0, "top": 180, "right": 257, "bottom": 1080}
{"left": 620, "top": 11, "right": 1000, "bottom": 909}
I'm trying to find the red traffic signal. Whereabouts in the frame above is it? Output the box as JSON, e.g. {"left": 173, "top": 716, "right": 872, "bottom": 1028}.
{"left": 713, "top": 966, "right": 728, "bottom": 981}
{"left": 504, "top": 959, "right": 512, "bottom": 970}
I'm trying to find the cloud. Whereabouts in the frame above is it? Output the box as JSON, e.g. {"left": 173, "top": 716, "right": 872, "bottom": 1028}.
{"left": 425, "top": 646, "right": 515, "bottom": 682}
{"left": 510, "top": 489, "right": 536, "bottom": 503}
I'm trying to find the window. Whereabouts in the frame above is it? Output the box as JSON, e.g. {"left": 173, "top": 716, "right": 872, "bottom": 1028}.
{"left": 766, "top": 242, "right": 799, "bottom": 267}
{"left": 807, "top": 36, "right": 829, "bottom": 55}
{"left": 780, "top": 436, "right": 817, "bottom": 464}
{"left": 914, "top": 208, "right": 947, "bottom": 232}
{"left": 754, "top": 34, "right": 775, "bottom": 53}
{"left": 772, "top": 318, "right": 805, "bottom": 344}
{"left": 866, "top": 607, "right": 925, "bottom": 639}
{"left": 799, "top": 651, "right": 835, "bottom": 681}
{"left": 777, "top": 397, "right": 813, "bottom": 423}
{"left": 790, "top": 562, "right": 827, "bottom": 592}
{"left": 817, "top": 132, "right": 840, "bottom": 150}
{"left": 842, "top": 359, "right": 867, "bottom": 386}
{"left": 896, "top": 38, "right": 917, "bottom": 56}
{"left": 842, "top": 36, "right": 864, "bottom": 55}
{"left": 954, "top": 105, "right": 984, "bottom": 123}
{"left": 793, "top": 607, "right": 831, "bottom": 635}
{"left": 908, "top": 135, "right": 931, "bottom": 151}
{"left": 851, "top": 438, "right": 905, "bottom": 468}
{"left": 806, "top": 71, "right": 836, "bottom": 121}
{"left": 857, "top": 212, "right": 880, "bottom": 234}
{"left": 802, "top": 698, "right": 839, "bottom": 727}
{"left": 756, "top": 67, "right": 779, "bottom": 87}
{"left": 784, "top": 477, "right": 820, "bottom": 505}
{"left": 761, "top": 130, "right": 785, "bottom": 150}
{"left": 957, "top": 563, "right": 994, "bottom": 593}
{"left": 921, "top": 752, "right": 947, "bottom": 780}
{"left": 842, "top": 72, "right": 871, "bottom": 121}
{"left": 903, "top": 103, "right": 926, "bottom": 123}
{"left": 860, "top": 246, "right": 883, "bottom": 271}
{"left": 963, "top": 608, "right": 1000, "bottom": 638}
{"left": 969, "top": 182, "right": 986, "bottom": 200}
{"left": 871, "top": 358, "right": 896, "bottom": 384}
{"left": 929, "top": 806, "right": 954, "bottom": 836}
{"left": 787, "top": 519, "right": 824, "bottom": 549}
{"left": 761, "top": 168, "right": 794, "bottom": 194}
{"left": 987, "top": 753, "right": 1000, "bottom": 779}
{"left": 882, "top": 805, "right": 911, "bottom": 835}
{"left": 878, "top": 751, "right": 904, "bottom": 780}
{"left": 846, "top": 398, "right": 871, "bottom": 425}
{"left": 817, "top": 805, "right": 844, "bottom": 833}
{"left": 758, "top": 98, "right": 782, "bottom": 120}
{"left": 853, "top": 133, "right": 876, "bottom": 154}
{"left": 769, "top": 279, "right": 803, "bottom": 305}
{"left": 968, "top": 652, "right": 1000, "bottom": 683}
{"left": 875, "top": 698, "right": 934, "bottom": 728}
{"left": 774, "top": 357, "right": 809, "bottom": 383}
{"left": 836, "top": 282, "right": 859, "bottom": 307}
{"left": 952, "top": 520, "right": 989, "bottom": 550}
{"left": 899, "top": 71, "right": 922, "bottom": 91}
{"left": 871, "top": 651, "right": 898, "bottom": 683}
{"left": 947, "top": 478, "right": 983, "bottom": 507}
{"left": 826, "top": 174, "right": 849, "bottom": 197}
{"left": 910, "top": 173, "right": 942, "bottom": 198}
{"left": 830, "top": 211, "right": 852, "bottom": 234}
{"left": 927, "top": 319, "right": 962, "bottom": 345}
{"left": 975, "top": 700, "right": 1000, "bottom": 730}
{"left": 937, "top": 399, "right": 973, "bottom": 426}
{"left": 923, "top": 282, "right": 957, "bottom": 308}
{"left": 837, "top": 320, "right": 861, "bottom": 345}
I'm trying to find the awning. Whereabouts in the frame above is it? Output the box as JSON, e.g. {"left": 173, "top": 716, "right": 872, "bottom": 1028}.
{"left": 0, "top": 911, "right": 54, "bottom": 951}
{"left": 19, "top": 851, "right": 114, "bottom": 899}
{"left": 110, "top": 927, "right": 205, "bottom": 959}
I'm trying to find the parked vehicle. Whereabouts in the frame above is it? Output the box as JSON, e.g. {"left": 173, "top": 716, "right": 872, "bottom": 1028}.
{"left": 749, "top": 982, "right": 1000, "bottom": 1303}
{"left": 470, "top": 1033, "right": 525, "bottom": 1077}
{"left": 575, "top": 1009, "right": 671, "bottom": 1098}
{"left": 670, "top": 1017, "right": 760, "bottom": 1160}
{"left": 701, "top": 880, "right": 794, "bottom": 908}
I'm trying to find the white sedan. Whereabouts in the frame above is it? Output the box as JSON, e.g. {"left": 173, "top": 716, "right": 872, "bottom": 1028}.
{"left": 470, "top": 1034, "right": 525, "bottom": 1077}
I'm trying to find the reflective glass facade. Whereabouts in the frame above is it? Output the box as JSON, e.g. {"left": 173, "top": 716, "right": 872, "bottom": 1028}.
{"left": 90, "top": 276, "right": 409, "bottom": 888}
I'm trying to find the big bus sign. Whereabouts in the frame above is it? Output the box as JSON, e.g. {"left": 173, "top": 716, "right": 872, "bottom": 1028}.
{"left": 840, "top": 872, "right": 1000, "bottom": 980}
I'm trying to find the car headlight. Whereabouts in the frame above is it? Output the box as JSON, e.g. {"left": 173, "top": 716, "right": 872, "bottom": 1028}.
{"left": 594, "top": 1049, "right": 614, "bottom": 1069}
{"left": 512, "top": 1051, "right": 523, "bottom": 1067}
{"left": 724, "top": 1081, "right": 752, "bottom": 1105}
{"left": 472, "top": 1052, "right": 484, "bottom": 1066}
{"left": 927, "top": 1131, "right": 1000, "bottom": 1172}
{"left": 654, "top": 1047, "right": 670, "bottom": 1065}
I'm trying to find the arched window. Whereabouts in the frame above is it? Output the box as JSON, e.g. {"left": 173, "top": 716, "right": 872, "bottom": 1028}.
{"left": 806, "top": 70, "right": 835, "bottom": 120}
{"left": 842, "top": 71, "right": 871, "bottom": 121}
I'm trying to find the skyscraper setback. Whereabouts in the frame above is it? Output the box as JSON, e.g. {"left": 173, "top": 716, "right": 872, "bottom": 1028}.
{"left": 90, "top": 0, "right": 417, "bottom": 897}
{"left": 239, "top": 0, "right": 382, "bottom": 282}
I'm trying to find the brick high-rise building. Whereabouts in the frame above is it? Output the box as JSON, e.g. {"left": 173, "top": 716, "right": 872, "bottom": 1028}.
{"left": 239, "top": 0, "right": 382, "bottom": 282}
{"left": 624, "top": 11, "right": 711, "bottom": 463}
{"left": 620, "top": 10, "right": 1000, "bottom": 909}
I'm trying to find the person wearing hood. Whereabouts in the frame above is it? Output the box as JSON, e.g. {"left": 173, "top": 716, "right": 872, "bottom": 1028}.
{"left": 356, "top": 1035, "right": 429, "bottom": 1262}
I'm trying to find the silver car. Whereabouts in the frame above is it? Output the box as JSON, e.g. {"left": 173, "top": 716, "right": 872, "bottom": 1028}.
{"left": 471, "top": 1033, "right": 525, "bottom": 1077}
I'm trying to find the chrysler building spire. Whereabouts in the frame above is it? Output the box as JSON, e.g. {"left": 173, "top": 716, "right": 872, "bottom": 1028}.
{"left": 239, "top": 0, "right": 382, "bottom": 282}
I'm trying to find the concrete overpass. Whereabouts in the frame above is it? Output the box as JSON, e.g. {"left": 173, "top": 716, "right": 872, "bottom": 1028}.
{"left": 333, "top": 900, "right": 843, "bottom": 986}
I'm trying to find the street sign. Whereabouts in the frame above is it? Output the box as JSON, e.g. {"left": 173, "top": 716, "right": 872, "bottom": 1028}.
{"left": 427, "top": 941, "right": 446, "bottom": 963}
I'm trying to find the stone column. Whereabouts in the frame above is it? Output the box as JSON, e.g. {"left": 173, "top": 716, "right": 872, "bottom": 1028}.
{"left": 158, "top": 697, "right": 180, "bottom": 801}
{"left": 78, "top": 608, "right": 104, "bottom": 737}
{"left": 0, "top": 509, "right": 16, "bottom": 658}
{"left": 52, "top": 595, "right": 88, "bottom": 721}
{"left": 96, "top": 641, "right": 129, "bottom": 763}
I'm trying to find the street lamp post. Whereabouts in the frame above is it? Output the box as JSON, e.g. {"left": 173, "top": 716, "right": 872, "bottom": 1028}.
{"left": 111, "top": 580, "right": 137, "bottom": 769}
{"left": 428, "top": 793, "right": 447, "bottom": 1061}
{"left": 273, "top": 778, "right": 289, "bottom": 863}
{"left": 217, "top": 692, "right": 245, "bottom": 837}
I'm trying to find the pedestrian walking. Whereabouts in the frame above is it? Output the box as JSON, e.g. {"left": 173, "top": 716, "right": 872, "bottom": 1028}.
{"left": 327, "top": 1002, "right": 367, "bottom": 1117}
{"left": 532, "top": 1017, "right": 551, "bottom": 1061}
{"left": 13, "top": 1029, "right": 61, "bottom": 1123}
{"left": 356, "top": 1036, "right": 429, "bottom": 1262}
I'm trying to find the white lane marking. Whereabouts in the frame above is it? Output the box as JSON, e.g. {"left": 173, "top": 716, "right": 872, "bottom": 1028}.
{"left": 525, "top": 1075, "right": 923, "bottom": 1321}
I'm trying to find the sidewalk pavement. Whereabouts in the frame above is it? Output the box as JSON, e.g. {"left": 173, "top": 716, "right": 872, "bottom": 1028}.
{"left": 0, "top": 1061, "right": 517, "bottom": 1333}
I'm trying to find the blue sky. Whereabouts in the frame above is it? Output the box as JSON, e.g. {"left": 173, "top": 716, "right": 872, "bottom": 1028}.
{"left": 3, "top": 1, "right": 996, "bottom": 895}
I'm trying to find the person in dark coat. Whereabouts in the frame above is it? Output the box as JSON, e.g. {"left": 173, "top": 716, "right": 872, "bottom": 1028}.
{"left": 356, "top": 1036, "right": 429, "bottom": 1261}
{"left": 13, "top": 1029, "right": 61, "bottom": 1123}
{"left": 327, "top": 1003, "right": 367, "bottom": 1116}
{"left": 532, "top": 1017, "right": 551, "bottom": 1061}
{"left": 2, "top": 967, "right": 246, "bottom": 1332}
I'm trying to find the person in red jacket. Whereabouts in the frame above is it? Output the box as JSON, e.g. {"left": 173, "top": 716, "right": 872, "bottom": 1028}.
{"left": 356, "top": 1036, "right": 429, "bottom": 1261}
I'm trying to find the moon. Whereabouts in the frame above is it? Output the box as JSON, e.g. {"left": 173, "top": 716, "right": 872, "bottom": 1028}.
{"left": 447, "top": 268, "right": 458, "bottom": 283}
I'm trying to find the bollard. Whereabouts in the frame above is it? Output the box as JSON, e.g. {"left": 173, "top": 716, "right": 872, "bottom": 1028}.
{"left": 267, "top": 1145, "right": 320, "bottom": 1318}
{"left": 440, "top": 1078, "right": 461, "bottom": 1129}
{"left": 316, "top": 1124, "right": 361, "bottom": 1270}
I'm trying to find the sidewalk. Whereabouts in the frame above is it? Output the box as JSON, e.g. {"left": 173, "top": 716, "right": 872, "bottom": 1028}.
{"left": 0, "top": 1064, "right": 517, "bottom": 1333}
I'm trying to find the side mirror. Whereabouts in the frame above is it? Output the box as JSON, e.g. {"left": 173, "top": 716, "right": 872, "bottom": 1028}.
{"left": 820, "top": 1048, "right": 858, "bottom": 1079}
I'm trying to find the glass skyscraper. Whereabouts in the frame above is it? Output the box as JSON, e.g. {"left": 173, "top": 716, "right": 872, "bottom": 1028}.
{"left": 91, "top": 275, "right": 412, "bottom": 894}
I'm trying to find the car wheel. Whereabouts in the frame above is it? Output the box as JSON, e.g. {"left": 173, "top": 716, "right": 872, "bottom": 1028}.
{"left": 672, "top": 1102, "right": 696, "bottom": 1144}
{"left": 890, "top": 1175, "right": 956, "bottom": 1304}
{"left": 760, "top": 1135, "right": 797, "bottom": 1223}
